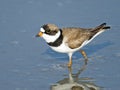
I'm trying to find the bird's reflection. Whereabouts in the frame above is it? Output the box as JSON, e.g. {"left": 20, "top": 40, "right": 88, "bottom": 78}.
{"left": 51, "top": 64, "right": 102, "bottom": 90}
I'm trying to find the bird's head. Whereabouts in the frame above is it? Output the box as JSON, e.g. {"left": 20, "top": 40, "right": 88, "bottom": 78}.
{"left": 36, "top": 24, "right": 61, "bottom": 43}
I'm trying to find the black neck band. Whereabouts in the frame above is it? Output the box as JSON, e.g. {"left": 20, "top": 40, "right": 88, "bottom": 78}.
{"left": 47, "top": 29, "right": 63, "bottom": 47}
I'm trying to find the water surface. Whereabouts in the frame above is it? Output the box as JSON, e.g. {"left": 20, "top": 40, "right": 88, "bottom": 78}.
{"left": 0, "top": 0, "right": 120, "bottom": 90}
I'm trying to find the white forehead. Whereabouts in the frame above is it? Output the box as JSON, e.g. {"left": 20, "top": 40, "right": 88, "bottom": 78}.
{"left": 40, "top": 28, "right": 45, "bottom": 32}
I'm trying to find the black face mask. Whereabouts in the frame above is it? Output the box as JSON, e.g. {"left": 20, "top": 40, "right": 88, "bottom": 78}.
{"left": 42, "top": 25, "right": 58, "bottom": 35}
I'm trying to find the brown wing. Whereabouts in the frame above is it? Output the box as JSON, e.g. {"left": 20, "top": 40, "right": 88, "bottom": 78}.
{"left": 62, "top": 27, "right": 92, "bottom": 49}
{"left": 61, "top": 23, "right": 110, "bottom": 49}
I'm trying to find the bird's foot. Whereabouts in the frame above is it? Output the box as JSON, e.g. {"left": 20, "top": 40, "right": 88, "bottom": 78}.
{"left": 80, "top": 50, "right": 88, "bottom": 65}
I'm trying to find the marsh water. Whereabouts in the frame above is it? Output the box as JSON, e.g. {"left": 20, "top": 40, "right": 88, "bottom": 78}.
{"left": 0, "top": 0, "right": 120, "bottom": 90}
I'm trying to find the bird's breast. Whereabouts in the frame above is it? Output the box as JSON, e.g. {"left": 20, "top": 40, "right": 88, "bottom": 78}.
{"left": 50, "top": 42, "right": 81, "bottom": 53}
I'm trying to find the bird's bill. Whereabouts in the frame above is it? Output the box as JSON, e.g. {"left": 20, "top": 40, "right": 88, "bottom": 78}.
{"left": 36, "top": 32, "right": 43, "bottom": 37}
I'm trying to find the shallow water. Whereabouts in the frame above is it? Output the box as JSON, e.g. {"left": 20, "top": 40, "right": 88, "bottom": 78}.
{"left": 0, "top": 0, "right": 120, "bottom": 90}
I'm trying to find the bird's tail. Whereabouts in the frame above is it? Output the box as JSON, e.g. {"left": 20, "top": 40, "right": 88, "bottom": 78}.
{"left": 90, "top": 23, "right": 110, "bottom": 34}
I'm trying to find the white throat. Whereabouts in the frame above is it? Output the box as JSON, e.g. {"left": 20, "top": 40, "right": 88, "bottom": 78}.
{"left": 42, "top": 30, "right": 61, "bottom": 43}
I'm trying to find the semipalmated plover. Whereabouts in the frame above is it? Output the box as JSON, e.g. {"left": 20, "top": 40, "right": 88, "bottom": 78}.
{"left": 36, "top": 23, "right": 110, "bottom": 67}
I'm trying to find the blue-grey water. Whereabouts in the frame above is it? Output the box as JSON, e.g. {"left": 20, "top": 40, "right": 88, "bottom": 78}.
{"left": 0, "top": 0, "right": 120, "bottom": 90}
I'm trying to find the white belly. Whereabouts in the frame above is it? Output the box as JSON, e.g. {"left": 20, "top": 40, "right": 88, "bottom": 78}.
{"left": 50, "top": 42, "right": 81, "bottom": 53}
{"left": 50, "top": 39, "right": 91, "bottom": 54}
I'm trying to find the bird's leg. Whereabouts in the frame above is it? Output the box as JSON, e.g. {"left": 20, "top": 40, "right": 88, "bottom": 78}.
{"left": 68, "top": 53, "right": 73, "bottom": 68}
{"left": 68, "top": 66, "right": 74, "bottom": 83}
{"left": 80, "top": 50, "right": 88, "bottom": 65}
{"left": 68, "top": 58, "right": 72, "bottom": 68}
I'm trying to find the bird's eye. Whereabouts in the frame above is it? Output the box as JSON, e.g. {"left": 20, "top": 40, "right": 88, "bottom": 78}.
{"left": 46, "top": 29, "right": 50, "bottom": 33}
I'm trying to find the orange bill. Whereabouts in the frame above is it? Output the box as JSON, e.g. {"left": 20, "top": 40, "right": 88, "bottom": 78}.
{"left": 36, "top": 32, "right": 43, "bottom": 37}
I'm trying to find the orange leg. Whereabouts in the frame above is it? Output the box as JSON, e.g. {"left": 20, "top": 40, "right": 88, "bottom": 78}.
{"left": 68, "top": 53, "right": 73, "bottom": 67}
{"left": 67, "top": 58, "right": 72, "bottom": 67}
{"left": 80, "top": 50, "right": 88, "bottom": 65}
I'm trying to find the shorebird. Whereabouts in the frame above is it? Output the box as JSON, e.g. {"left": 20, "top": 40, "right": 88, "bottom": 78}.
{"left": 36, "top": 23, "right": 110, "bottom": 67}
